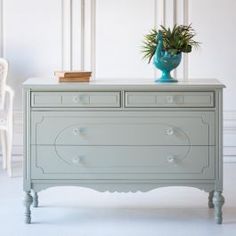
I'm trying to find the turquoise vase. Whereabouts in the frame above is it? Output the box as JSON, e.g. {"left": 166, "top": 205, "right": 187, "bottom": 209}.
{"left": 153, "top": 34, "right": 182, "bottom": 83}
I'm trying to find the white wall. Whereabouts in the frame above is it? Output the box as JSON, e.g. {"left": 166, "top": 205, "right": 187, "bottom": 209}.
{"left": 0, "top": 0, "right": 236, "bottom": 160}
{"left": 187, "top": 0, "right": 236, "bottom": 159}
{"left": 0, "top": 0, "right": 63, "bottom": 154}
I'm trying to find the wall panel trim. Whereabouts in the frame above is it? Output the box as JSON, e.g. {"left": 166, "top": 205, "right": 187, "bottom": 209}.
{"left": 183, "top": 0, "right": 189, "bottom": 81}
{"left": 72, "top": 0, "right": 83, "bottom": 70}
{"left": 61, "top": 0, "right": 73, "bottom": 70}
{"left": 156, "top": 0, "right": 165, "bottom": 26}
{"left": 224, "top": 110, "right": 236, "bottom": 133}
{"left": 90, "top": 0, "right": 96, "bottom": 77}
{"left": 154, "top": 0, "right": 165, "bottom": 78}
{"left": 61, "top": 0, "right": 85, "bottom": 70}
{"left": 224, "top": 110, "right": 236, "bottom": 158}
{"left": 0, "top": 0, "right": 3, "bottom": 57}
{"left": 80, "top": 0, "right": 85, "bottom": 70}
{"left": 173, "top": 0, "right": 177, "bottom": 79}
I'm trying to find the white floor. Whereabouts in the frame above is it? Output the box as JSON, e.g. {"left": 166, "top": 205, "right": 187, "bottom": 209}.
{"left": 1, "top": 161, "right": 236, "bottom": 236}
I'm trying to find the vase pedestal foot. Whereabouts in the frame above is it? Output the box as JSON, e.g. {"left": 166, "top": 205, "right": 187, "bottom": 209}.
{"left": 155, "top": 71, "right": 178, "bottom": 83}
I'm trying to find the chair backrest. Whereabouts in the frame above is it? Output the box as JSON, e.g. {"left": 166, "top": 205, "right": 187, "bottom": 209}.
{"left": 0, "top": 58, "right": 8, "bottom": 109}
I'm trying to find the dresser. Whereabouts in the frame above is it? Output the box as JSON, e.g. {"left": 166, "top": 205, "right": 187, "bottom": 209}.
{"left": 23, "top": 78, "right": 225, "bottom": 224}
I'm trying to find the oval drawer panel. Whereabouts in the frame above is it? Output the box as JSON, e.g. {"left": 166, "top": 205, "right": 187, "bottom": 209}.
{"left": 31, "top": 112, "right": 215, "bottom": 146}
{"left": 125, "top": 91, "right": 214, "bottom": 108}
{"left": 31, "top": 145, "right": 215, "bottom": 180}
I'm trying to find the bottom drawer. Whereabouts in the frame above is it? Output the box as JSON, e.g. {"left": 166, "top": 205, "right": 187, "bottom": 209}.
{"left": 31, "top": 146, "right": 215, "bottom": 180}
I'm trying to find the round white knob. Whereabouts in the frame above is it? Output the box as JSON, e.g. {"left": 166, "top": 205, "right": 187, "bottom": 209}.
{"left": 167, "top": 96, "right": 174, "bottom": 104}
{"left": 167, "top": 155, "right": 175, "bottom": 163}
{"left": 166, "top": 127, "right": 174, "bottom": 136}
{"left": 72, "top": 127, "right": 81, "bottom": 135}
{"left": 72, "top": 156, "right": 82, "bottom": 164}
{"left": 72, "top": 96, "right": 79, "bottom": 103}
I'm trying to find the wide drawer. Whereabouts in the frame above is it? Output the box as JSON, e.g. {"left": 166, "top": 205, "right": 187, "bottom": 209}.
{"left": 31, "top": 145, "right": 215, "bottom": 180}
{"left": 31, "top": 91, "right": 121, "bottom": 108}
{"left": 31, "top": 111, "right": 215, "bottom": 146}
{"left": 125, "top": 91, "right": 214, "bottom": 108}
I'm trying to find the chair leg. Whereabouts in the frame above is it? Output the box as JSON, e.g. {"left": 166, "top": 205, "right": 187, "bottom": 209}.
{"left": 0, "top": 130, "right": 7, "bottom": 170}
{"left": 6, "top": 127, "right": 13, "bottom": 177}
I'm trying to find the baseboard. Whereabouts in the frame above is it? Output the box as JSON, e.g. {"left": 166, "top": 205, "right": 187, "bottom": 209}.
{"left": 12, "top": 145, "right": 23, "bottom": 156}
{"left": 224, "top": 110, "right": 236, "bottom": 134}
{"left": 224, "top": 156, "right": 236, "bottom": 163}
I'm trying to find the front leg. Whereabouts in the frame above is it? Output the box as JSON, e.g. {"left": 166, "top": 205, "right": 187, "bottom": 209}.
{"left": 33, "top": 192, "right": 38, "bottom": 208}
{"left": 213, "top": 191, "right": 225, "bottom": 224}
{"left": 24, "top": 191, "right": 33, "bottom": 224}
{"left": 208, "top": 191, "right": 214, "bottom": 208}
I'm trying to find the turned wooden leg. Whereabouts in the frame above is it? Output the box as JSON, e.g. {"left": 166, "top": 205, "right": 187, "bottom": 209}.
{"left": 24, "top": 191, "right": 33, "bottom": 224}
{"left": 208, "top": 191, "right": 214, "bottom": 208}
{"left": 33, "top": 192, "right": 38, "bottom": 208}
{"left": 213, "top": 191, "right": 225, "bottom": 224}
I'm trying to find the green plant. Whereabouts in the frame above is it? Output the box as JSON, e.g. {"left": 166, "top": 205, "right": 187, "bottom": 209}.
{"left": 142, "top": 24, "right": 200, "bottom": 63}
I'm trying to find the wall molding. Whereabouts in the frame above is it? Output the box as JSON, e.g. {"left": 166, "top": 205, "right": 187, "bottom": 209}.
{"left": 157, "top": 0, "right": 165, "bottom": 26}
{"left": 90, "top": 0, "right": 96, "bottom": 77}
{"left": 80, "top": 0, "right": 85, "bottom": 70}
{"left": 154, "top": 0, "right": 162, "bottom": 27}
{"left": 154, "top": 0, "right": 164, "bottom": 78}
{"left": 173, "top": 0, "right": 177, "bottom": 78}
{"left": 61, "top": 0, "right": 83, "bottom": 70}
{"left": 71, "top": 0, "right": 84, "bottom": 70}
{"left": 223, "top": 110, "right": 236, "bottom": 157}
{"left": 61, "top": 0, "right": 72, "bottom": 70}
{"left": 224, "top": 110, "right": 236, "bottom": 134}
{"left": 183, "top": 0, "right": 189, "bottom": 81}
{"left": 0, "top": 0, "right": 3, "bottom": 57}
{"left": 182, "top": 2, "right": 189, "bottom": 81}
{"left": 60, "top": 0, "right": 190, "bottom": 80}
{"left": 173, "top": 0, "right": 189, "bottom": 81}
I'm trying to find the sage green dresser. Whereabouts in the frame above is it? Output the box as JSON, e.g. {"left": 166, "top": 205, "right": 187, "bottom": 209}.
{"left": 23, "top": 78, "right": 225, "bottom": 224}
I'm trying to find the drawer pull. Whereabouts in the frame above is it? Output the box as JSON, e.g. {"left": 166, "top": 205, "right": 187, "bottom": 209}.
{"left": 167, "top": 155, "right": 176, "bottom": 164}
{"left": 72, "top": 127, "right": 82, "bottom": 135}
{"left": 72, "top": 96, "right": 79, "bottom": 103}
{"left": 72, "top": 156, "right": 82, "bottom": 165}
{"left": 166, "top": 96, "right": 174, "bottom": 104}
{"left": 166, "top": 127, "right": 174, "bottom": 136}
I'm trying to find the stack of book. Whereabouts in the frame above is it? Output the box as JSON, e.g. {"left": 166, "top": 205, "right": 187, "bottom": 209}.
{"left": 55, "top": 71, "right": 92, "bottom": 82}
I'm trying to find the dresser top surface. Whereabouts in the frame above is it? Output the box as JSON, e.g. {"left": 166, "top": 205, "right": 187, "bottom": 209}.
{"left": 23, "top": 78, "right": 225, "bottom": 90}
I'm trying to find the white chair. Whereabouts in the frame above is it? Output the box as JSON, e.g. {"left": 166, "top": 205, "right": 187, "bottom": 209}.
{"left": 0, "top": 58, "right": 14, "bottom": 176}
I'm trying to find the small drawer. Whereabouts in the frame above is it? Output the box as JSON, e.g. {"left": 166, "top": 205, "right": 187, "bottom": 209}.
{"left": 31, "top": 92, "right": 121, "bottom": 108}
{"left": 125, "top": 92, "right": 214, "bottom": 108}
